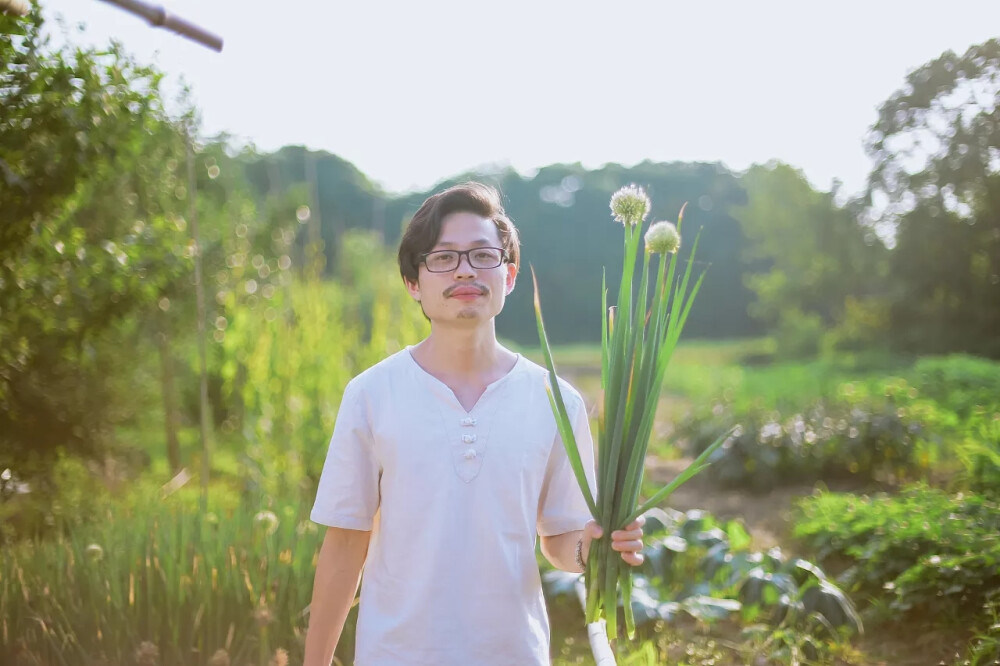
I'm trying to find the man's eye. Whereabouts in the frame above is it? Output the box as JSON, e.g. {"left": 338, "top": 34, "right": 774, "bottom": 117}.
{"left": 428, "top": 253, "right": 455, "bottom": 266}
{"left": 474, "top": 250, "right": 498, "bottom": 261}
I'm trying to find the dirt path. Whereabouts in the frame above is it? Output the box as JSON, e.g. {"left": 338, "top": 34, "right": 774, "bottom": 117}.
{"left": 644, "top": 455, "right": 813, "bottom": 551}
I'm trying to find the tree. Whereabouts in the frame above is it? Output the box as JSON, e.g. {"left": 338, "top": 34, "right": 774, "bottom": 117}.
{"left": 1, "top": 10, "right": 192, "bottom": 476}
{"left": 867, "top": 39, "right": 1000, "bottom": 357}
{"left": 735, "top": 162, "right": 887, "bottom": 356}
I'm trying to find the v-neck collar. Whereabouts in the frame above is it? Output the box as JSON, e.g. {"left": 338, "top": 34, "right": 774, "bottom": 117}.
{"left": 404, "top": 346, "right": 524, "bottom": 414}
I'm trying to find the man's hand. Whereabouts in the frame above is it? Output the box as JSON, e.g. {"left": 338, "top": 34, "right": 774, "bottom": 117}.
{"left": 582, "top": 515, "right": 645, "bottom": 567}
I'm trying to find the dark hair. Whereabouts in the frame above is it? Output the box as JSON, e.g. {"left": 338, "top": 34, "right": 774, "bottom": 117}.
{"left": 397, "top": 182, "right": 520, "bottom": 285}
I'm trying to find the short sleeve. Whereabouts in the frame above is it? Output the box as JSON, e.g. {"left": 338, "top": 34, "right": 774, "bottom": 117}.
{"left": 536, "top": 388, "right": 597, "bottom": 536}
{"left": 310, "top": 379, "right": 380, "bottom": 530}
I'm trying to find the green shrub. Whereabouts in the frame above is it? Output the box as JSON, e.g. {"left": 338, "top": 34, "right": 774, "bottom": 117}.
{"left": 912, "top": 355, "right": 1000, "bottom": 418}
{"left": 773, "top": 308, "right": 825, "bottom": 359}
{"left": 680, "top": 353, "right": 1000, "bottom": 491}
{"left": 820, "top": 296, "right": 891, "bottom": 355}
{"left": 837, "top": 371, "right": 1000, "bottom": 494}
{"left": 684, "top": 400, "right": 923, "bottom": 491}
{"left": 793, "top": 485, "right": 1000, "bottom": 625}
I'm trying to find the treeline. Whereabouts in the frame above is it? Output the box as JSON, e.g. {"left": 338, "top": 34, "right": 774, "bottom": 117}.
{"left": 246, "top": 149, "right": 759, "bottom": 344}
{"left": 2, "top": 9, "right": 998, "bottom": 483}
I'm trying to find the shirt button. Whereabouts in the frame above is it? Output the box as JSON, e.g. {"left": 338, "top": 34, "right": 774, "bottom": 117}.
{"left": 462, "top": 434, "right": 477, "bottom": 443}
{"left": 461, "top": 417, "right": 477, "bottom": 426}
{"left": 463, "top": 448, "right": 477, "bottom": 460}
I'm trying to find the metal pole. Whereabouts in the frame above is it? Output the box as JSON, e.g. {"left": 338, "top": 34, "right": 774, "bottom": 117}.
{"left": 97, "top": 0, "right": 223, "bottom": 52}
{"left": 0, "top": 0, "right": 30, "bottom": 16}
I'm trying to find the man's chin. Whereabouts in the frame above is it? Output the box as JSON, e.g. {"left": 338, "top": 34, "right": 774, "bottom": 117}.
{"left": 455, "top": 307, "right": 484, "bottom": 320}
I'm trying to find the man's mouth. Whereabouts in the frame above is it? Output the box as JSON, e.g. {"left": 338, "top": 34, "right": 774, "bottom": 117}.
{"left": 448, "top": 286, "right": 486, "bottom": 298}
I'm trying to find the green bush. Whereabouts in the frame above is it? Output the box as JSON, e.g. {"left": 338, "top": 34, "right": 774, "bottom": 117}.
{"left": 793, "top": 485, "right": 1000, "bottom": 625}
{"left": 684, "top": 399, "right": 923, "bottom": 491}
{"left": 912, "top": 355, "right": 1000, "bottom": 418}
{"left": 679, "top": 354, "right": 1000, "bottom": 492}
{"left": 820, "top": 296, "right": 891, "bottom": 355}
{"left": 774, "top": 308, "right": 824, "bottom": 359}
{"left": 837, "top": 371, "right": 1000, "bottom": 494}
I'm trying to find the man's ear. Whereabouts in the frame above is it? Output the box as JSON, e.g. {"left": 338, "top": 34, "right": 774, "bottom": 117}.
{"left": 404, "top": 275, "right": 421, "bottom": 301}
{"left": 505, "top": 263, "right": 518, "bottom": 295}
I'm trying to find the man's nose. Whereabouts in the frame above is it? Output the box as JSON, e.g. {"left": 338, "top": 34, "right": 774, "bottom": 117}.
{"left": 454, "top": 253, "right": 477, "bottom": 276}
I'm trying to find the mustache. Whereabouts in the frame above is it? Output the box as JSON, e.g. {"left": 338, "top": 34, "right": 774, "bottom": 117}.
{"left": 444, "top": 283, "right": 489, "bottom": 297}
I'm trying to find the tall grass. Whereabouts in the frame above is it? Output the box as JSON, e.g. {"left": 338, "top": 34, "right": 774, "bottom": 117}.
{"left": 1, "top": 485, "right": 327, "bottom": 666}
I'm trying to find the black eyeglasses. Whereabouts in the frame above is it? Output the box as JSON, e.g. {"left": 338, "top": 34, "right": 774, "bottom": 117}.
{"left": 420, "top": 247, "right": 507, "bottom": 273}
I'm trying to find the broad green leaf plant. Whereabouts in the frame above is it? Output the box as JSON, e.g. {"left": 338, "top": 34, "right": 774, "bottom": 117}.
{"left": 532, "top": 185, "right": 730, "bottom": 641}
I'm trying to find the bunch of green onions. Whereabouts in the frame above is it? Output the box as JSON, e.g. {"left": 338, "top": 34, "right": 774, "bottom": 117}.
{"left": 532, "top": 185, "right": 730, "bottom": 641}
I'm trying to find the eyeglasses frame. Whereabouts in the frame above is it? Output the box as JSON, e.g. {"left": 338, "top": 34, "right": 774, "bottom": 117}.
{"left": 419, "top": 247, "right": 508, "bottom": 273}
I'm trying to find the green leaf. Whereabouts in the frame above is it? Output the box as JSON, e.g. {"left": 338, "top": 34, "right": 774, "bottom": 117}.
{"left": 531, "top": 267, "right": 597, "bottom": 518}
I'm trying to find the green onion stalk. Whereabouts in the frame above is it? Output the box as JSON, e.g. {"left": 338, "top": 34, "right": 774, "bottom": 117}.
{"left": 532, "top": 185, "right": 731, "bottom": 641}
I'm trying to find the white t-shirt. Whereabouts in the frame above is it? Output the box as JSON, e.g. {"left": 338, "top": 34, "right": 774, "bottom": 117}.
{"left": 311, "top": 347, "right": 597, "bottom": 666}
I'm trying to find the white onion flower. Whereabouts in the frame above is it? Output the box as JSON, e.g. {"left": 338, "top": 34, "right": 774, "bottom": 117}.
{"left": 644, "top": 221, "right": 681, "bottom": 254}
{"left": 609, "top": 184, "right": 650, "bottom": 226}
{"left": 254, "top": 510, "right": 279, "bottom": 535}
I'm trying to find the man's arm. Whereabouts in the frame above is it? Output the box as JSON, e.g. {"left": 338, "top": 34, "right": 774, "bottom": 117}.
{"left": 302, "top": 526, "right": 372, "bottom": 666}
{"left": 540, "top": 529, "right": 586, "bottom": 572}
{"left": 540, "top": 518, "right": 646, "bottom": 573}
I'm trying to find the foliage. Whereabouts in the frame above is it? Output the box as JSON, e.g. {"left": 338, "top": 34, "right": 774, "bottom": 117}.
{"left": 683, "top": 398, "right": 924, "bottom": 491}
{"left": 953, "top": 599, "right": 1000, "bottom": 666}
{"left": 838, "top": 365, "right": 1000, "bottom": 494}
{"left": 0, "top": 483, "right": 335, "bottom": 666}
{"left": 793, "top": 485, "right": 1000, "bottom": 626}
{"left": 866, "top": 39, "right": 1000, "bottom": 358}
{"left": 544, "top": 508, "right": 862, "bottom": 664}
{"left": 0, "top": 10, "right": 194, "bottom": 475}
{"left": 867, "top": 39, "right": 1000, "bottom": 223}
{"left": 913, "top": 355, "right": 1000, "bottom": 419}
{"left": 219, "top": 231, "right": 428, "bottom": 500}
{"left": 0, "top": 453, "right": 113, "bottom": 545}
{"left": 1, "top": 9, "right": 164, "bottom": 254}
{"left": 680, "top": 354, "right": 1000, "bottom": 491}
{"left": 665, "top": 348, "right": 906, "bottom": 416}
{"left": 735, "top": 162, "right": 888, "bottom": 359}
{"left": 242, "top": 145, "right": 385, "bottom": 271}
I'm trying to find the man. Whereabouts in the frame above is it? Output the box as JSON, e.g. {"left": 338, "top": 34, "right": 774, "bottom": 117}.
{"left": 303, "top": 182, "right": 645, "bottom": 666}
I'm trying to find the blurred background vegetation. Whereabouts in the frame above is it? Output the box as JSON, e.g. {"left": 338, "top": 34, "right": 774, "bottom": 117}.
{"left": 2, "top": 6, "right": 999, "bottom": 666}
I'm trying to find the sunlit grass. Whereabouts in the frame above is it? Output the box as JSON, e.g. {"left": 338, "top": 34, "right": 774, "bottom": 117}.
{"left": 522, "top": 338, "right": 913, "bottom": 414}
{"left": 0, "top": 484, "right": 334, "bottom": 666}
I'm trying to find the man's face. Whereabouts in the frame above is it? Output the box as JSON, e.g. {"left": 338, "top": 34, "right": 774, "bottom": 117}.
{"left": 405, "top": 211, "right": 518, "bottom": 326}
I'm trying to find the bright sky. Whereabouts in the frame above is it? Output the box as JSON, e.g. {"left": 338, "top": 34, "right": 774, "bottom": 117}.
{"left": 42, "top": 0, "right": 1000, "bottom": 197}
